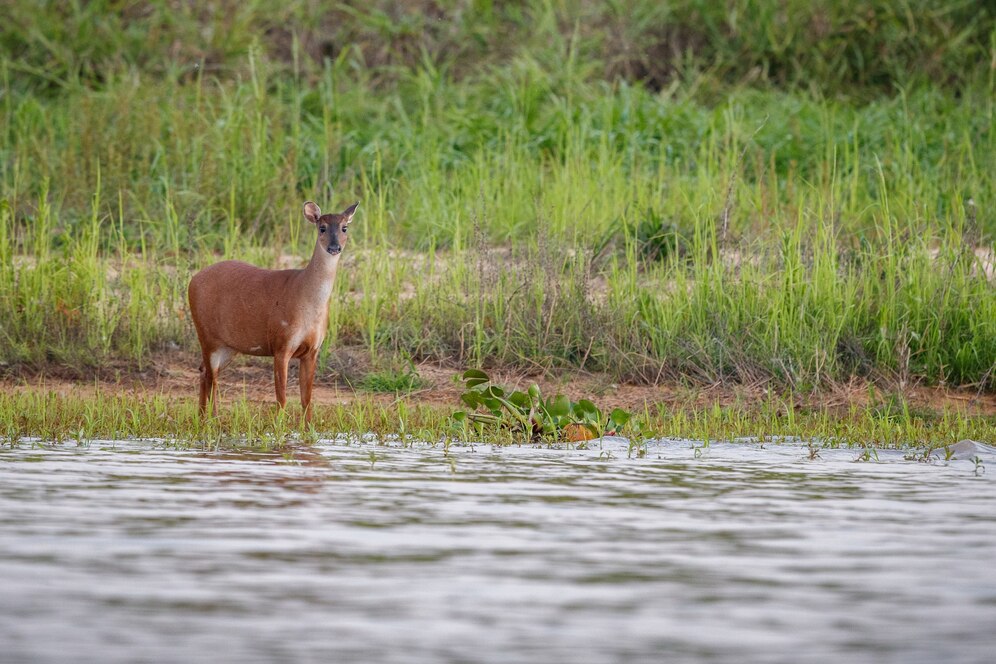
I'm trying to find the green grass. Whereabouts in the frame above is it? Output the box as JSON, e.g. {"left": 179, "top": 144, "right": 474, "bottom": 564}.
{"left": 1, "top": 389, "right": 993, "bottom": 449}
{"left": 3, "top": 1, "right": 991, "bottom": 96}
{"left": 0, "top": 1, "right": 994, "bottom": 397}
{"left": 355, "top": 363, "right": 429, "bottom": 394}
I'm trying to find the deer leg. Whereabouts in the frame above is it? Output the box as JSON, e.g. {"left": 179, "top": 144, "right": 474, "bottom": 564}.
{"left": 273, "top": 349, "right": 291, "bottom": 410}
{"left": 198, "top": 357, "right": 213, "bottom": 416}
{"left": 299, "top": 350, "right": 318, "bottom": 423}
{"left": 204, "top": 348, "right": 233, "bottom": 417}
{"left": 209, "top": 368, "right": 220, "bottom": 417}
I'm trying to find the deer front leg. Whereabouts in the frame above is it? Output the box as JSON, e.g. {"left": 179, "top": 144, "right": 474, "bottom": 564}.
{"left": 299, "top": 350, "right": 318, "bottom": 423}
{"left": 198, "top": 356, "right": 214, "bottom": 416}
{"left": 273, "top": 349, "right": 291, "bottom": 410}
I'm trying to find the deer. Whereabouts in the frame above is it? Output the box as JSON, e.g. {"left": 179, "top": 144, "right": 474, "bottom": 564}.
{"left": 187, "top": 201, "right": 358, "bottom": 422}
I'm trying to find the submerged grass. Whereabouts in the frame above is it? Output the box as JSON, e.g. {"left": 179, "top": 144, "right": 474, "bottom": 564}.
{"left": 1, "top": 391, "right": 993, "bottom": 450}
{"left": 0, "top": 390, "right": 451, "bottom": 449}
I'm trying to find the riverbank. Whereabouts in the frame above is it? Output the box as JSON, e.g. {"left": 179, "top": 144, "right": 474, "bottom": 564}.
{"left": 5, "top": 350, "right": 996, "bottom": 414}
{"left": 3, "top": 352, "right": 995, "bottom": 447}
{"left": 3, "top": 1, "right": 994, "bottom": 416}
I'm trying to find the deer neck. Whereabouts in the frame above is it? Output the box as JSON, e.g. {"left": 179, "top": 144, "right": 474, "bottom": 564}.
{"left": 296, "top": 241, "right": 340, "bottom": 310}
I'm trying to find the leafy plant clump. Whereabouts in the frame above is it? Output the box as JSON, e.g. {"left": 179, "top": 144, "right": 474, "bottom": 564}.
{"left": 451, "top": 370, "right": 636, "bottom": 442}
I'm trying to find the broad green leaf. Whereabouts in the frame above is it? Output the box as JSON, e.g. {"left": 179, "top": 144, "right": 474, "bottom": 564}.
{"left": 481, "top": 397, "right": 502, "bottom": 413}
{"left": 463, "top": 369, "right": 490, "bottom": 388}
{"left": 575, "top": 399, "right": 600, "bottom": 418}
{"left": 508, "top": 391, "right": 530, "bottom": 409}
{"left": 609, "top": 408, "right": 631, "bottom": 428}
{"left": 548, "top": 394, "right": 571, "bottom": 417}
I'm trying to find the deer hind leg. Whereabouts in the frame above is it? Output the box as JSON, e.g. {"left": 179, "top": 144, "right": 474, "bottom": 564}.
{"left": 201, "top": 347, "right": 233, "bottom": 417}
{"left": 299, "top": 350, "right": 319, "bottom": 423}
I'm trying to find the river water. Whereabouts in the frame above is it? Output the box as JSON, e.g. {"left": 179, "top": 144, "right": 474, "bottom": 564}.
{"left": 1, "top": 437, "right": 994, "bottom": 663}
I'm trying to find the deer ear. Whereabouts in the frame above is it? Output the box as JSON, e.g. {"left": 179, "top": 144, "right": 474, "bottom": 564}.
{"left": 342, "top": 202, "right": 359, "bottom": 220}
{"left": 303, "top": 201, "right": 322, "bottom": 224}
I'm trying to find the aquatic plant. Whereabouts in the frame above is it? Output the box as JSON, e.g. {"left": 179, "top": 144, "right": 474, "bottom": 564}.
{"left": 452, "top": 368, "right": 639, "bottom": 442}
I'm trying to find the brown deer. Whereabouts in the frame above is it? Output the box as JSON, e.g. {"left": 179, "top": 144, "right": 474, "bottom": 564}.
{"left": 188, "top": 201, "right": 358, "bottom": 421}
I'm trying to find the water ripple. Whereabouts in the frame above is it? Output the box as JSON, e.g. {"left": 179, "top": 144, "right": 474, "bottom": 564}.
{"left": 1, "top": 439, "right": 994, "bottom": 663}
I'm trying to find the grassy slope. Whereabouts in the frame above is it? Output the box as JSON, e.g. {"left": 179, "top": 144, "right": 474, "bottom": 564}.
{"left": 1, "top": 1, "right": 994, "bottom": 395}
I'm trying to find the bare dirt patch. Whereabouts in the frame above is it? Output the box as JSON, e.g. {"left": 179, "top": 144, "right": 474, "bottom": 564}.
{"left": 2, "top": 350, "right": 995, "bottom": 418}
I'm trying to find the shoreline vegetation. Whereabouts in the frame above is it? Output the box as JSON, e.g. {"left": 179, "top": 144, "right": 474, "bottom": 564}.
{"left": 2, "top": 1, "right": 994, "bottom": 442}
{"left": 3, "top": 356, "right": 996, "bottom": 447}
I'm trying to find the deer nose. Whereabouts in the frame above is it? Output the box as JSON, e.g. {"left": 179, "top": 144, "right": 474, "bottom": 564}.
{"left": 327, "top": 244, "right": 341, "bottom": 255}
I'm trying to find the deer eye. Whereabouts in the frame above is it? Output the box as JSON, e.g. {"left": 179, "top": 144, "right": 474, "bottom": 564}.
{"left": 342, "top": 226, "right": 348, "bottom": 234}
{"left": 319, "top": 225, "right": 327, "bottom": 234}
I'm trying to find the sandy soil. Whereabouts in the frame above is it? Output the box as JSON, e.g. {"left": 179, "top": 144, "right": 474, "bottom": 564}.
{"left": 2, "top": 350, "right": 995, "bottom": 417}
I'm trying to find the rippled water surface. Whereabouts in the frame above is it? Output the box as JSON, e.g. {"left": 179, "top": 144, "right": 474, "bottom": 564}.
{"left": 2, "top": 437, "right": 995, "bottom": 663}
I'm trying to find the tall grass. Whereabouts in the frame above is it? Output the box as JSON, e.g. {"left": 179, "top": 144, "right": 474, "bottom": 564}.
{"left": 3, "top": 1, "right": 992, "bottom": 95}
{"left": 0, "top": 2, "right": 993, "bottom": 391}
